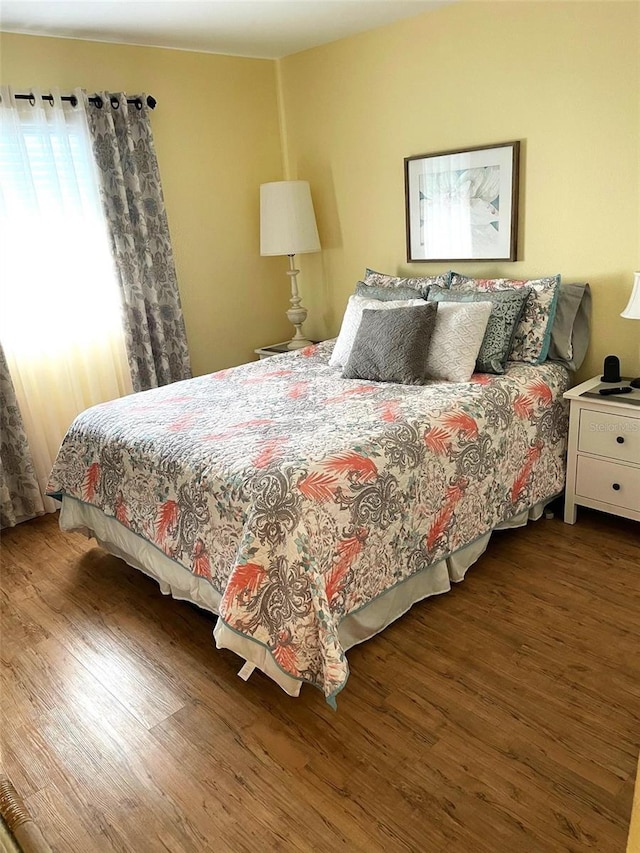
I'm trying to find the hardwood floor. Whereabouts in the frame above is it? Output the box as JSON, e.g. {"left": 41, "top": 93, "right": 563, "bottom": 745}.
{"left": 1, "top": 508, "right": 639, "bottom": 852}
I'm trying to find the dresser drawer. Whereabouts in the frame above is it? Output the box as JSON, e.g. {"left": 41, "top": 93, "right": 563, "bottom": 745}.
{"left": 578, "top": 408, "right": 640, "bottom": 464}
{"left": 575, "top": 456, "right": 640, "bottom": 512}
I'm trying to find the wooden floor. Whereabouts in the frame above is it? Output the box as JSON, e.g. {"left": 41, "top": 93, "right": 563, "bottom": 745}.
{"left": 1, "top": 508, "right": 639, "bottom": 853}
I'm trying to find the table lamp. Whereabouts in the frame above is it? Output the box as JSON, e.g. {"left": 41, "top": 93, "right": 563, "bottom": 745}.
{"left": 621, "top": 271, "right": 640, "bottom": 388}
{"left": 260, "top": 180, "right": 321, "bottom": 349}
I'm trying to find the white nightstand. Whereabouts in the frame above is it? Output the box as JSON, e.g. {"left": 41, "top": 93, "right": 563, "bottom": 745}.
{"left": 254, "top": 341, "right": 320, "bottom": 360}
{"left": 564, "top": 376, "right": 640, "bottom": 524}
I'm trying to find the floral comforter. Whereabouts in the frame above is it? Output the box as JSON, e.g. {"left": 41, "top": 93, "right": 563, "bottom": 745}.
{"left": 48, "top": 342, "right": 570, "bottom": 704}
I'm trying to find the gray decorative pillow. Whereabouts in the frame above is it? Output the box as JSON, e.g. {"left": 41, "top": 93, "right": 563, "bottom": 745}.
{"left": 343, "top": 302, "right": 438, "bottom": 384}
{"left": 354, "top": 280, "right": 425, "bottom": 302}
{"left": 547, "top": 283, "right": 591, "bottom": 370}
{"left": 364, "top": 267, "right": 450, "bottom": 298}
{"left": 427, "top": 285, "right": 529, "bottom": 374}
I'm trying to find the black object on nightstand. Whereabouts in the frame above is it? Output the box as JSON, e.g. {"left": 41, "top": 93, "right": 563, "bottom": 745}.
{"left": 601, "top": 355, "right": 621, "bottom": 383}
{"left": 599, "top": 386, "right": 633, "bottom": 396}
{"left": 600, "top": 354, "right": 640, "bottom": 389}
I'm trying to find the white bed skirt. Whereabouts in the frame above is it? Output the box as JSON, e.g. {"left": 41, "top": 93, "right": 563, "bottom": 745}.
{"left": 59, "top": 496, "right": 550, "bottom": 698}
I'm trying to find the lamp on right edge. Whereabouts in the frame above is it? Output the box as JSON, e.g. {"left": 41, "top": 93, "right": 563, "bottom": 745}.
{"left": 620, "top": 271, "right": 640, "bottom": 388}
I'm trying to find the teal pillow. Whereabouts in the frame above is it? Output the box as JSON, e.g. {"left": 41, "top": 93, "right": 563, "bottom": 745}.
{"left": 427, "top": 285, "right": 529, "bottom": 374}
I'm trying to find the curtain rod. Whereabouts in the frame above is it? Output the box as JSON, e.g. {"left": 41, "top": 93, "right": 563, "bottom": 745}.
{"left": 12, "top": 93, "right": 157, "bottom": 110}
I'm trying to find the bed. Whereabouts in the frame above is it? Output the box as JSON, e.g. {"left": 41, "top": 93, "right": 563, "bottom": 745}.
{"left": 48, "top": 339, "right": 571, "bottom": 706}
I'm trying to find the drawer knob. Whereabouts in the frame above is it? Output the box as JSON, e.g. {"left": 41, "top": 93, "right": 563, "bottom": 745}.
{"left": 612, "top": 483, "right": 621, "bottom": 491}
{"left": 616, "top": 436, "right": 625, "bottom": 444}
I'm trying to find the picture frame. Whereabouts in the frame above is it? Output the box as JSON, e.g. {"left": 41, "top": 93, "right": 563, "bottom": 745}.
{"left": 404, "top": 141, "right": 520, "bottom": 262}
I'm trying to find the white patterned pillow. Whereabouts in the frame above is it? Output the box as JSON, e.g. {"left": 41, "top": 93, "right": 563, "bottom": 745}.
{"left": 329, "top": 295, "right": 424, "bottom": 368}
{"left": 425, "top": 302, "right": 492, "bottom": 382}
{"left": 450, "top": 273, "right": 561, "bottom": 364}
{"left": 427, "top": 285, "right": 530, "bottom": 374}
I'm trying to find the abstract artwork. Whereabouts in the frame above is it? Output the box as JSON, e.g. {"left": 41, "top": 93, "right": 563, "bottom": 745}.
{"left": 405, "top": 141, "right": 520, "bottom": 262}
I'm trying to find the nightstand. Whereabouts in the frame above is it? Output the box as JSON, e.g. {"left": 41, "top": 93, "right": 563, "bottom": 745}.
{"left": 564, "top": 376, "right": 640, "bottom": 524}
{"left": 254, "top": 341, "right": 320, "bottom": 360}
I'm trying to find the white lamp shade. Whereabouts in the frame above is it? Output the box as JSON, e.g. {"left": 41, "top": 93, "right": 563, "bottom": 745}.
{"left": 260, "top": 181, "right": 321, "bottom": 256}
{"left": 621, "top": 271, "right": 640, "bottom": 319}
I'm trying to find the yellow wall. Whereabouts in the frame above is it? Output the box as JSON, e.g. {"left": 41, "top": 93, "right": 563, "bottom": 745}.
{"left": 0, "top": 32, "right": 290, "bottom": 376}
{"left": 278, "top": 1, "right": 640, "bottom": 381}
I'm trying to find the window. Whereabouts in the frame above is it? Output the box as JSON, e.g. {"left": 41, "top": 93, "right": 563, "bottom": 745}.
{"left": 0, "top": 93, "right": 131, "bottom": 507}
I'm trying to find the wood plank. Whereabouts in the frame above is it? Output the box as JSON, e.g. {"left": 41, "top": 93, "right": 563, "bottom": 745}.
{"left": 0, "top": 587, "right": 49, "bottom": 664}
{"left": 26, "top": 783, "right": 111, "bottom": 853}
{"left": 13, "top": 584, "right": 188, "bottom": 729}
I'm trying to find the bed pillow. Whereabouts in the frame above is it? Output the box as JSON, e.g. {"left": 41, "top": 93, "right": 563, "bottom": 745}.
{"left": 364, "top": 268, "right": 451, "bottom": 298}
{"left": 425, "top": 301, "right": 492, "bottom": 382}
{"left": 427, "top": 285, "right": 529, "bottom": 374}
{"left": 450, "top": 273, "right": 560, "bottom": 364}
{"left": 329, "top": 295, "right": 425, "bottom": 368}
{"left": 354, "top": 280, "right": 423, "bottom": 302}
{"left": 343, "top": 302, "right": 438, "bottom": 384}
{"left": 547, "top": 283, "right": 591, "bottom": 370}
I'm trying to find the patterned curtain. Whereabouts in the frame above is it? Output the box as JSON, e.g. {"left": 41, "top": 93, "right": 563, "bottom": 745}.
{"left": 0, "top": 342, "right": 44, "bottom": 528}
{"left": 85, "top": 93, "right": 191, "bottom": 392}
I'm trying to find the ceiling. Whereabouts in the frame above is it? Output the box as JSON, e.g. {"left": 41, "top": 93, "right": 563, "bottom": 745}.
{"left": 0, "top": 0, "right": 448, "bottom": 60}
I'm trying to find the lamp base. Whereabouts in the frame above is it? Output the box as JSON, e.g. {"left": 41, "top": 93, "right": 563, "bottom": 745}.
{"left": 630, "top": 377, "right": 640, "bottom": 389}
{"left": 285, "top": 255, "right": 312, "bottom": 350}
{"left": 287, "top": 337, "right": 313, "bottom": 350}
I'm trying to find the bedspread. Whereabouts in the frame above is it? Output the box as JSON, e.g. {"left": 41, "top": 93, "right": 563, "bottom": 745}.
{"left": 48, "top": 342, "right": 570, "bottom": 704}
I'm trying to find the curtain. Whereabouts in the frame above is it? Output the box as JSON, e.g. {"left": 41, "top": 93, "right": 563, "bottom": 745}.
{"left": 0, "top": 86, "right": 133, "bottom": 519}
{"left": 86, "top": 93, "right": 191, "bottom": 392}
{"left": 0, "top": 341, "right": 44, "bottom": 528}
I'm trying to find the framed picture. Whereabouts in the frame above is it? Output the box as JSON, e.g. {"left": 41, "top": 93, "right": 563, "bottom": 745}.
{"left": 404, "top": 141, "right": 520, "bottom": 262}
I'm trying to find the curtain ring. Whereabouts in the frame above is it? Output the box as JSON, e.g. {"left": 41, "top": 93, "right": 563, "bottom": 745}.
{"left": 28, "top": 93, "right": 36, "bottom": 106}
{"left": 110, "top": 96, "right": 120, "bottom": 110}
{"left": 94, "top": 95, "right": 104, "bottom": 109}
{"left": 69, "top": 94, "right": 78, "bottom": 107}
{"left": 134, "top": 97, "right": 143, "bottom": 111}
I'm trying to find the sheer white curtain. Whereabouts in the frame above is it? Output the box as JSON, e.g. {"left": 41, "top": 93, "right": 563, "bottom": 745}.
{"left": 0, "top": 87, "right": 132, "bottom": 513}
